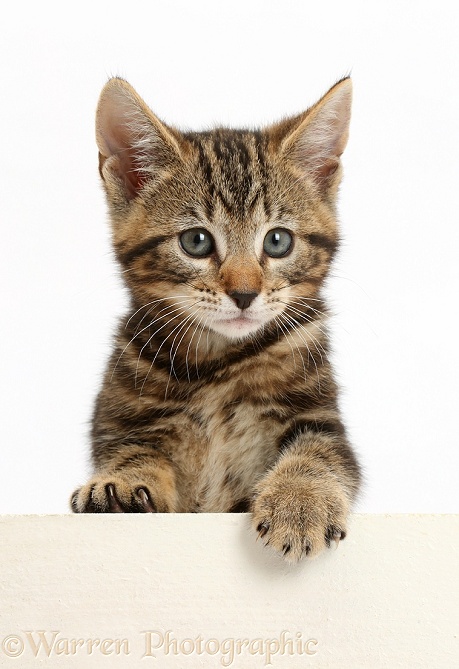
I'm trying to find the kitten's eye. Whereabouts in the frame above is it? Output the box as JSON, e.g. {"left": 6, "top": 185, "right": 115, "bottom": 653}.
{"left": 263, "top": 228, "right": 293, "bottom": 258}
{"left": 179, "top": 228, "right": 214, "bottom": 257}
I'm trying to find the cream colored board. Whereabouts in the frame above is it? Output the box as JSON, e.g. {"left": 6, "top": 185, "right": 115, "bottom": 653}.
{"left": 0, "top": 514, "right": 457, "bottom": 668}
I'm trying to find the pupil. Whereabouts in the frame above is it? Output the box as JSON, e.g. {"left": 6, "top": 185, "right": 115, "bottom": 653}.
{"left": 195, "top": 233, "right": 204, "bottom": 245}
{"left": 273, "top": 233, "right": 280, "bottom": 245}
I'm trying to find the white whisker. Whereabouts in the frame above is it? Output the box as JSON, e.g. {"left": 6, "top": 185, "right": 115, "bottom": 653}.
{"left": 194, "top": 315, "right": 211, "bottom": 379}
{"left": 276, "top": 312, "right": 308, "bottom": 384}
{"left": 132, "top": 297, "right": 195, "bottom": 335}
{"left": 280, "top": 301, "right": 328, "bottom": 338}
{"left": 185, "top": 312, "right": 209, "bottom": 382}
{"left": 280, "top": 311, "right": 322, "bottom": 392}
{"left": 125, "top": 295, "right": 192, "bottom": 328}
{"left": 136, "top": 303, "right": 200, "bottom": 389}
{"left": 112, "top": 303, "right": 191, "bottom": 380}
{"left": 283, "top": 297, "right": 327, "bottom": 315}
{"left": 164, "top": 309, "right": 202, "bottom": 399}
{"left": 274, "top": 315, "right": 298, "bottom": 371}
{"left": 111, "top": 301, "right": 197, "bottom": 380}
{"left": 170, "top": 310, "right": 202, "bottom": 378}
{"left": 283, "top": 308, "right": 328, "bottom": 361}
{"left": 285, "top": 309, "right": 327, "bottom": 362}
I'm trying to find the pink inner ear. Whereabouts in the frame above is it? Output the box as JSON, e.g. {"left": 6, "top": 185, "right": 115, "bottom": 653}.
{"left": 283, "top": 79, "right": 352, "bottom": 186}
{"left": 116, "top": 150, "right": 146, "bottom": 200}
{"left": 97, "top": 93, "right": 132, "bottom": 159}
{"left": 101, "top": 138, "right": 147, "bottom": 201}
{"left": 96, "top": 80, "right": 186, "bottom": 201}
{"left": 96, "top": 87, "right": 154, "bottom": 199}
{"left": 316, "top": 158, "right": 340, "bottom": 180}
{"left": 296, "top": 108, "right": 350, "bottom": 183}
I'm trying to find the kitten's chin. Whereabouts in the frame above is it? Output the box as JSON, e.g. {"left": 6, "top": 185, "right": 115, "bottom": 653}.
{"left": 208, "top": 316, "right": 266, "bottom": 341}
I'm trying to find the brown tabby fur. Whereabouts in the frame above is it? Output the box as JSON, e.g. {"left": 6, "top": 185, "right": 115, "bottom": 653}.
{"left": 71, "top": 76, "right": 361, "bottom": 562}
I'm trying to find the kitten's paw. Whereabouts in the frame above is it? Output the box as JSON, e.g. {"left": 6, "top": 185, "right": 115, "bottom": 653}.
{"left": 252, "top": 473, "right": 349, "bottom": 563}
{"left": 71, "top": 475, "right": 169, "bottom": 513}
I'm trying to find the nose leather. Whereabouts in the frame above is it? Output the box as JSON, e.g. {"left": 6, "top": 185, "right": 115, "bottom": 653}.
{"left": 228, "top": 291, "right": 258, "bottom": 310}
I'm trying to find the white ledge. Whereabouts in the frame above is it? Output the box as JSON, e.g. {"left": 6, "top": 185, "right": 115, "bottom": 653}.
{"left": 0, "top": 514, "right": 457, "bottom": 667}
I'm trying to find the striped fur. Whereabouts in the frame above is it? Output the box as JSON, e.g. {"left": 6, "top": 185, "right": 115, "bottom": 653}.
{"left": 71, "top": 77, "right": 361, "bottom": 562}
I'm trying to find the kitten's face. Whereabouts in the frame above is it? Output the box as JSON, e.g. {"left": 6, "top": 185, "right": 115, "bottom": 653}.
{"left": 96, "top": 78, "right": 351, "bottom": 343}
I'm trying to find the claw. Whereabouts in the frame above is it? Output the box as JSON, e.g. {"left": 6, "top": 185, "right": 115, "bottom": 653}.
{"left": 334, "top": 529, "right": 346, "bottom": 548}
{"left": 325, "top": 526, "right": 346, "bottom": 549}
{"left": 106, "top": 484, "right": 124, "bottom": 512}
{"left": 257, "top": 521, "right": 270, "bottom": 538}
{"left": 136, "top": 487, "right": 156, "bottom": 513}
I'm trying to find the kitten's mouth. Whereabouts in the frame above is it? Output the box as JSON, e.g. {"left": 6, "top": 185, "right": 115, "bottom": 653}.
{"left": 218, "top": 314, "right": 259, "bottom": 328}
{"left": 210, "top": 313, "right": 266, "bottom": 339}
{"left": 221, "top": 315, "right": 255, "bottom": 325}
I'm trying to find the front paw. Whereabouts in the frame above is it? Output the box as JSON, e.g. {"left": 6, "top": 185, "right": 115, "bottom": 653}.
{"left": 71, "top": 474, "right": 164, "bottom": 513}
{"left": 252, "top": 470, "right": 349, "bottom": 563}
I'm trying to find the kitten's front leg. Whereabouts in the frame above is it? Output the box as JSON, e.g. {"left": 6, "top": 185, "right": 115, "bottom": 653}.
{"left": 71, "top": 446, "right": 177, "bottom": 513}
{"left": 252, "top": 430, "right": 360, "bottom": 563}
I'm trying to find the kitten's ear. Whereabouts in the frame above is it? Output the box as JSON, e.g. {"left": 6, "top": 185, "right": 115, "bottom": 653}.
{"left": 279, "top": 77, "right": 352, "bottom": 189}
{"left": 96, "top": 78, "right": 183, "bottom": 200}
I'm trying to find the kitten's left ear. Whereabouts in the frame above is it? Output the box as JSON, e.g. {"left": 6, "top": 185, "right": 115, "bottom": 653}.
{"left": 279, "top": 77, "right": 352, "bottom": 189}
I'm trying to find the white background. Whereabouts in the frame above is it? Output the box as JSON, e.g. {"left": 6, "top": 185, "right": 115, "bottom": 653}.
{"left": 1, "top": 1, "right": 458, "bottom": 514}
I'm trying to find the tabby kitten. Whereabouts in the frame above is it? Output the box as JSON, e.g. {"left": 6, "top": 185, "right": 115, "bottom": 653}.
{"left": 71, "top": 76, "right": 361, "bottom": 562}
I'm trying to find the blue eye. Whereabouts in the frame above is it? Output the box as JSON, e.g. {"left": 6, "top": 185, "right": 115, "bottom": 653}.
{"left": 180, "top": 228, "right": 214, "bottom": 257}
{"left": 263, "top": 228, "right": 293, "bottom": 257}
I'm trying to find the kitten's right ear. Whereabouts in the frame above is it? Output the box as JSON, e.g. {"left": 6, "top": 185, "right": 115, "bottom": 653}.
{"left": 96, "top": 78, "right": 183, "bottom": 200}
{"left": 274, "top": 77, "right": 352, "bottom": 192}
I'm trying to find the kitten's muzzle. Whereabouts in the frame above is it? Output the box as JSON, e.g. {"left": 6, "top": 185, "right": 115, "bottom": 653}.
{"left": 228, "top": 291, "right": 259, "bottom": 310}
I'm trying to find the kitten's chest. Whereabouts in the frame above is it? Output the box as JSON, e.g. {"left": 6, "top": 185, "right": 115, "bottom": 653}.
{"left": 184, "top": 383, "right": 285, "bottom": 512}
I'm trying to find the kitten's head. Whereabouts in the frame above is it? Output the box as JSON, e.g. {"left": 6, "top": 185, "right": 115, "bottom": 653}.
{"left": 96, "top": 77, "right": 351, "bottom": 342}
